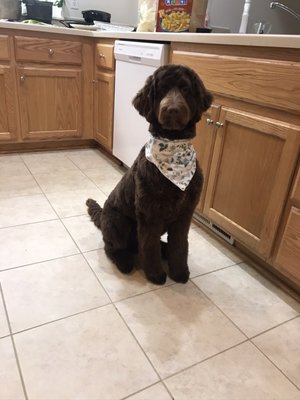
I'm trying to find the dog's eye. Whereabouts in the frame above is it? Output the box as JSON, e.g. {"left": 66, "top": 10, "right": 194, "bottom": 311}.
{"left": 181, "top": 87, "right": 189, "bottom": 94}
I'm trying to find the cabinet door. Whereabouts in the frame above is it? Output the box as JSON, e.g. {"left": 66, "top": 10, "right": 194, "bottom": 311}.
{"left": 275, "top": 207, "right": 300, "bottom": 286}
{"left": 17, "top": 67, "right": 82, "bottom": 140}
{"left": 193, "top": 104, "right": 220, "bottom": 213}
{"left": 0, "top": 66, "right": 18, "bottom": 141}
{"left": 94, "top": 70, "right": 115, "bottom": 151}
{"left": 204, "top": 108, "right": 300, "bottom": 257}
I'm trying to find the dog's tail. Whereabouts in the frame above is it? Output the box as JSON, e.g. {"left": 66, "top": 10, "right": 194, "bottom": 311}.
{"left": 86, "top": 198, "right": 103, "bottom": 230}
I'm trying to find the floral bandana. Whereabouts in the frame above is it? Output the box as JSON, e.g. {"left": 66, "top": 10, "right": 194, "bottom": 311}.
{"left": 145, "top": 135, "right": 197, "bottom": 191}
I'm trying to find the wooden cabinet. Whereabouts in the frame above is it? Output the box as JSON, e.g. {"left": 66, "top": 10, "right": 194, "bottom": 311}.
{"left": 171, "top": 43, "right": 300, "bottom": 288}
{"left": 193, "top": 104, "right": 220, "bottom": 213}
{"left": 17, "top": 67, "right": 82, "bottom": 140}
{"left": 273, "top": 166, "right": 300, "bottom": 286}
{"left": 14, "top": 35, "right": 85, "bottom": 141}
{"left": 0, "top": 35, "right": 18, "bottom": 142}
{"left": 94, "top": 41, "right": 115, "bottom": 151}
{"left": 0, "top": 66, "right": 18, "bottom": 141}
{"left": 203, "top": 108, "right": 299, "bottom": 258}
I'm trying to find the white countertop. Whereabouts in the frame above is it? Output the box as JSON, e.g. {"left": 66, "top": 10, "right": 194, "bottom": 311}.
{"left": 1, "top": 21, "right": 300, "bottom": 48}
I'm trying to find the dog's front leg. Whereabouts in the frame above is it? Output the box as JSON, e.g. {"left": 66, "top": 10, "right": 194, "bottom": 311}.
{"left": 167, "top": 214, "right": 193, "bottom": 283}
{"left": 137, "top": 218, "right": 166, "bottom": 285}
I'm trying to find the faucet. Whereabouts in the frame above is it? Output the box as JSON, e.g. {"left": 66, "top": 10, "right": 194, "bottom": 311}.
{"left": 270, "top": 2, "right": 300, "bottom": 21}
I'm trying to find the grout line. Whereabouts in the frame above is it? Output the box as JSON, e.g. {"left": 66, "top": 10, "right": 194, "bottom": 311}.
{"left": 0, "top": 217, "right": 60, "bottom": 231}
{"left": 0, "top": 283, "right": 29, "bottom": 400}
{"left": 161, "top": 338, "right": 249, "bottom": 382}
{"left": 11, "top": 303, "right": 111, "bottom": 337}
{"left": 249, "top": 315, "right": 300, "bottom": 340}
{"left": 190, "top": 260, "right": 245, "bottom": 280}
{"left": 250, "top": 337, "right": 300, "bottom": 391}
{"left": 189, "top": 279, "right": 249, "bottom": 339}
{"left": 0, "top": 252, "right": 81, "bottom": 274}
{"left": 121, "top": 381, "right": 174, "bottom": 400}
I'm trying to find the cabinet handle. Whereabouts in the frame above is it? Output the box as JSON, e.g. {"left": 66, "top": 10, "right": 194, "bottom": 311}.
{"left": 48, "top": 48, "right": 54, "bottom": 56}
{"left": 216, "top": 122, "right": 224, "bottom": 128}
{"left": 20, "top": 75, "right": 25, "bottom": 82}
{"left": 206, "top": 118, "right": 214, "bottom": 125}
{"left": 99, "top": 53, "right": 105, "bottom": 58}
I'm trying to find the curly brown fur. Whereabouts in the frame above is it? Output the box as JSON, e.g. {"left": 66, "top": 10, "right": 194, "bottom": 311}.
{"left": 87, "top": 64, "right": 212, "bottom": 285}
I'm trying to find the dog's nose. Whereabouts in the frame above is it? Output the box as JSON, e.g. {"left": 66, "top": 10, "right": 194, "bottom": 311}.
{"left": 166, "top": 106, "right": 179, "bottom": 116}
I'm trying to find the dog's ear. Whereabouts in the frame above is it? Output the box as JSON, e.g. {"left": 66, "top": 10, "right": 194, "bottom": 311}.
{"left": 193, "top": 75, "right": 213, "bottom": 123}
{"left": 132, "top": 74, "right": 156, "bottom": 123}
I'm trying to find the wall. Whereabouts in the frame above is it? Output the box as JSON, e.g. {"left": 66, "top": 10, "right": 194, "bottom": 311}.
{"left": 63, "top": 0, "right": 139, "bottom": 25}
{"left": 208, "top": 0, "right": 300, "bottom": 34}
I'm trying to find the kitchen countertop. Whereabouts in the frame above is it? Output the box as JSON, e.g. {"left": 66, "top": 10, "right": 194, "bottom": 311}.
{"left": 0, "top": 20, "right": 300, "bottom": 48}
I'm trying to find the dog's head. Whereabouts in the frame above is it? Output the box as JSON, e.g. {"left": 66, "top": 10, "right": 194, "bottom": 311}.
{"left": 132, "top": 64, "right": 213, "bottom": 138}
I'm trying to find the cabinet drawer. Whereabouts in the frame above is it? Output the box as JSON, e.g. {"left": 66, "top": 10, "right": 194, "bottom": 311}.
{"left": 275, "top": 207, "right": 300, "bottom": 284}
{"left": 0, "top": 35, "right": 9, "bottom": 60}
{"left": 171, "top": 50, "right": 300, "bottom": 113}
{"left": 15, "top": 36, "right": 82, "bottom": 65}
{"left": 96, "top": 43, "right": 114, "bottom": 70}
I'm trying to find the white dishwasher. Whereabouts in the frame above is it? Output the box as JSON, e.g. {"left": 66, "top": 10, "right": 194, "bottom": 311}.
{"left": 113, "top": 40, "right": 169, "bottom": 167}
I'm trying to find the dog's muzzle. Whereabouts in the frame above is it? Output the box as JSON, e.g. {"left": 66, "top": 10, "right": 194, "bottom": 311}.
{"left": 157, "top": 89, "right": 191, "bottom": 130}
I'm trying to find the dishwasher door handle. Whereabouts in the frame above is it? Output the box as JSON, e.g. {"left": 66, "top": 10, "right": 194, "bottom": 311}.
{"left": 128, "top": 55, "right": 142, "bottom": 62}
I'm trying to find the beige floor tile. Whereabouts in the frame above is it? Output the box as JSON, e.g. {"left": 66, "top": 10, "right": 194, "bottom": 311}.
{"left": 21, "top": 152, "right": 79, "bottom": 174}
{"left": 62, "top": 215, "right": 104, "bottom": 252}
{"left": 165, "top": 342, "right": 300, "bottom": 400}
{"left": 0, "top": 337, "right": 25, "bottom": 400}
{"left": 0, "top": 158, "right": 30, "bottom": 178}
{"left": 85, "top": 249, "right": 172, "bottom": 302}
{"left": 116, "top": 282, "right": 246, "bottom": 378}
{"left": 253, "top": 317, "right": 300, "bottom": 389}
{"left": 127, "top": 383, "right": 172, "bottom": 400}
{"left": 0, "top": 220, "right": 79, "bottom": 271}
{"left": 193, "top": 264, "right": 299, "bottom": 337}
{"left": 46, "top": 187, "right": 107, "bottom": 218}
{"left": 0, "top": 154, "right": 21, "bottom": 162}
{"left": 14, "top": 306, "right": 158, "bottom": 400}
{"left": 65, "top": 148, "right": 116, "bottom": 170}
{"left": 188, "top": 227, "right": 242, "bottom": 277}
{"left": 1, "top": 254, "right": 110, "bottom": 332}
{"left": 0, "top": 296, "right": 9, "bottom": 338}
{"left": 33, "top": 169, "right": 97, "bottom": 194}
{"left": 0, "top": 174, "right": 41, "bottom": 199}
{"left": 84, "top": 167, "right": 124, "bottom": 196}
{"left": 0, "top": 194, "right": 57, "bottom": 228}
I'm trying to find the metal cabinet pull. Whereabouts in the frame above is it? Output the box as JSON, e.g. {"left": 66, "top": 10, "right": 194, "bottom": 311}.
{"left": 216, "top": 122, "right": 224, "bottom": 128}
{"left": 20, "top": 75, "right": 25, "bottom": 82}
{"left": 206, "top": 118, "right": 214, "bottom": 125}
{"left": 99, "top": 53, "right": 105, "bottom": 58}
{"left": 48, "top": 48, "right": 54, "bottom": 56}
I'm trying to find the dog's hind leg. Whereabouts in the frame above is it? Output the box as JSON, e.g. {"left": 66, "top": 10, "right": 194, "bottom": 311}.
{"left": 101, "top": 206, "right": 136, "bottom": 274}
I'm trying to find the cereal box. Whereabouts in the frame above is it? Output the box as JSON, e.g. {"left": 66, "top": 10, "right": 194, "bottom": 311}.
{"left": 156, "top": 0, "right": 193, "bottom": 32}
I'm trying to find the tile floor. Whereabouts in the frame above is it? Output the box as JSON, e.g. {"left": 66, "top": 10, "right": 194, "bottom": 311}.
{"left": 0, "top": 148, "right": 299, "bottom": 400}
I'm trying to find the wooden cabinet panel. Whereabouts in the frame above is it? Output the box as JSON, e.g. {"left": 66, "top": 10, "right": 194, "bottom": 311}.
{"left": 193, "top": 104, "right": 220, "bottom": 213}
{"left": 0, "top": 35, "right": 9, "bottom": 60}
{"left": 275, "top": 207, "right": 300, "bottom": 285}
{"left": 0, "top": 66, "right": 17, "bottom": 141}
{"left": 94, "top": 70, "right": 115, "bottom": 150}
{"left": 96, "top": 43, "right": 114, "bottom": 70}
{"left": 15, "top": 36, "right": 82, "bottom": 65}
{"left": 17, "top": 67, "right": 82, "bottom": 140}
{"left": 204, "top": 108, "right": 300, "bottom": 257}
{"left": 171, "top": 50, "right": 300, "bottom": 113}
{"left": 291, "top": 166, "right": 300, "bottom": 203}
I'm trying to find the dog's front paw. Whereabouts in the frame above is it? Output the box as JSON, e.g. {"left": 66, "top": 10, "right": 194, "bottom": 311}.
{"left": 146, "top": 272, "right": 167, "bottom": 285}
{"left": 170, "top": 268, "right": 190, "bottom": 284}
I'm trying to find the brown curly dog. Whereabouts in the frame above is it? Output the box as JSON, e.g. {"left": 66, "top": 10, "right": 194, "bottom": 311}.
{"left": 87, "top": 64, "right": 212, "bottom": 285}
